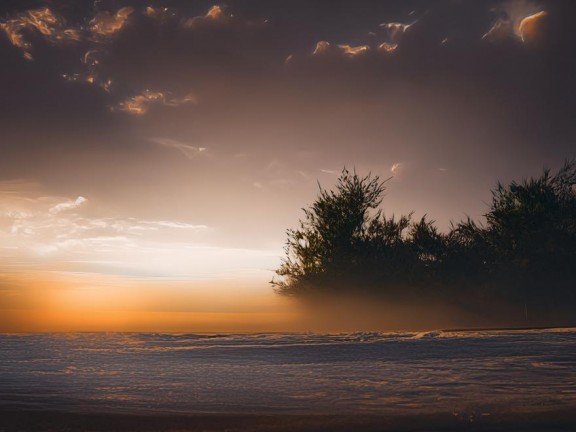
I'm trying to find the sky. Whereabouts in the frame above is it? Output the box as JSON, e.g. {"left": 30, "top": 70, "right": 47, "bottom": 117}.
{"left": 0, "top": 0, "right": 575, "bottom": 331}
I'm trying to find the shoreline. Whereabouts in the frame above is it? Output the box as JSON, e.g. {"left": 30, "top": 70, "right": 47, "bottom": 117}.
{"left": 0, "top": 324, "right": 576, "bottom": 340}
{"left": 441, "top": 324, "right": 576, "bottom": 333}
{"left": 1, "top": 325, "right": 575, "bottom": 335}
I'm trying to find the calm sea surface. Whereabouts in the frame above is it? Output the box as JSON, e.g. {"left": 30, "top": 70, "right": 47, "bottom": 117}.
{"left": 1, "top": 330, "right": 575, "bottom": 416}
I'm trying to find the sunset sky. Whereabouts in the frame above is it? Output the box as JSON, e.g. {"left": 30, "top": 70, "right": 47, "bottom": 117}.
{"left": 0, "top": 0, "right": 574, "bottom": 331}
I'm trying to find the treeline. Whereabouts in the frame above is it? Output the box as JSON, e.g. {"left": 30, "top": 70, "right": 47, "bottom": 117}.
{"left": 272, "top": 161, "right": 576, "bottom": 323}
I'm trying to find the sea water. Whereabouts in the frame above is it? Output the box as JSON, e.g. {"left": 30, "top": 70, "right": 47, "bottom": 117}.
{"left": 1, "top": 329, "right": 575, "bottom": 415}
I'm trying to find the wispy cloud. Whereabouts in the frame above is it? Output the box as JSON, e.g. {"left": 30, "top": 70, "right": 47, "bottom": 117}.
{"left": 0, "top": 183, "right": 283, "bottom": 282}
{"left": 0, "top": 7, "right": 81, "bottom": 60}
{"left": 482, "top": 1, "right": 547, "bottom": 44}
{"left": 338, "top": 44, "right": 370, "bottom": 57}
{"left": 312, "top": 41, "right": 331, "bottom": 56}
{"left": 320, "top": 169, "right": 338, "bottom": 175}
{"left": 147, "top": 137, "right": 207, "bottom": 159}
{"left": 377, "top": 20, "right": 418, "bottom": 53}
{"left": 390, "top": 162, "right": 403, "bottom": 175}
{"left": 181, "top": 5, "right": 226, "bottom": 29}
{"left": 49, "top": 196, "right": 87, "bottom": 215}
{"left": 61, "top": 49, "right": 114, "bottom": 92}
{"left": 380, "top": 21, "right": 414, "bottom": 44}
{"left": 144, "top": 6, "right": 175, "bottom": 22}
{"left": 137, "top": 220, "right": 209, "bottom": 231}
{"left": 113, "top": 90, "right": 197, "bottom": 115}
{"left": 378, "top": 42, "right": 399, "bottom": 53}
{"left": 89, "top": 6, "right": 135, "bottom": 39}
{"left": 0, "top": 185, "right": 215, "bottom": 277}
{"left": 308, "top": 17, "right": 416, "bottom": 60}
{"left": 517, "top": 10, "right": 547, "bottom": 42}
{"left": 312, "top": 41, "right": 370, "bottom": 57}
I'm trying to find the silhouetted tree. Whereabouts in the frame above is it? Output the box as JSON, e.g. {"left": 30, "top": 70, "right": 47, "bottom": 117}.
{"left": 271, "top": 168, "right": 390, "bottom": 296}
{"left": 273, "top": 160, "right": 576, "bottom": 323}
{"left": 482, "top": 159, "right": 576, "bottom": 317}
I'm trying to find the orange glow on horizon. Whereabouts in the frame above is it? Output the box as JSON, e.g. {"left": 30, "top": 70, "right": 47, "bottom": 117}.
{"left": 0, "top": 271, "right": 298, "bottom": 333}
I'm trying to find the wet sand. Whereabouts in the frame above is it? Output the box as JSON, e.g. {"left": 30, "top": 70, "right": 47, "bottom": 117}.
{"left": 1, "top": 409, "right": 575, "bottom": 432}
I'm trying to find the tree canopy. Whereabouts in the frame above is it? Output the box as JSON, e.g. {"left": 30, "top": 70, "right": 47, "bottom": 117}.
{"left": 272, "top": 161, "right": 576, "bottom": 322}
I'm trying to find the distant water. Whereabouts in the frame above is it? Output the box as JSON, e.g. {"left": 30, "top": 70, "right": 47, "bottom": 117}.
{"left": 1, "top": 329, "right": 575, "bottom": 416}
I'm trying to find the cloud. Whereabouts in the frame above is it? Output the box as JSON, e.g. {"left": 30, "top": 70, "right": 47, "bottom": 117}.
{"left": 181, "top": 5, "right": 226, "bottom": 29}
{"left": 0, "top": 184, "right": 236, "bottom": 282}
{"left": 89, "top": 6, "right": 135, "bottom": 39}
{"left": 113, "top": 90, "right": 197, "bottom": 115}
{"left": 306, "top": 16, "right": 418, "bottom": 61}
{"left": 147, "top": 137, "right": 207, "bottom": 159}
{"left": 312, "top": 41, "right": 331, "bottom": 56}
{"left": 311, "top": 41, "right": 370, "bottom": 59}
{"left": 375, "top": 20, "right": 419, "bottom": 53}
{"left": 61, "top": 48, "right": 115, "bottom": 92}
{"left": 144, "top": 6, "right": 175, "bottom": 22}
{"left": 380, "top": 21, "right": 414, "bottom": 44}
{"left": 138, "top": 221, "right": 209, "bottom": 230}
{"left": 337, "top": 44, "right": 370, "bottom": 57}
{"left": 390, "top": 163, "right": 402, "bottom": 175}
{"left": 0, "top": 7, "right": 81, "bottom": 60}
{"left": 482, "top": 1, "right": 547, "bottom": 44}
{"left": 49, "top": 196, "right": 87, "bottom": 215}
{"left": 378, "top": 42, "right": 399, "bottom": 53}
{"left": 1, "top": 187, "right": 211, "bottom": 268}
{"left": 518, "top": 10, "right": 548, "bottom": 42}
{"left": 482, "top": 19, "right": 512, "bottom": 41}
{"left": 0, "top": 0, "right": 566, "bottom": 153}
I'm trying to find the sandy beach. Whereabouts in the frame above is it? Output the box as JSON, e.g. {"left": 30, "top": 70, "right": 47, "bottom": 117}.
{"left": 2, "top": 330, "right": 576, "bottom": 431}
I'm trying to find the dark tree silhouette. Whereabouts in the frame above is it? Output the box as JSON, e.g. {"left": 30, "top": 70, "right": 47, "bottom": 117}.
{"left": 271, "top": 168, "right": 390, "bottom": 296}
{"left": 481, "top": 159, "right": 576, "bottom": 317}
{"left": 273, "top": 160, "right": 576, "bottom": 323}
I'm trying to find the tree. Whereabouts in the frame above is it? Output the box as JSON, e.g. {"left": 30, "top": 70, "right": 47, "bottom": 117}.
{"left": 273, "top": 161, "right": 576, "bottom": 323}
{"left": 271, "top": 168, "right": 389, "bottom": 296}
{"left": 483, "top": 159, "right": 576, "bottom": 315}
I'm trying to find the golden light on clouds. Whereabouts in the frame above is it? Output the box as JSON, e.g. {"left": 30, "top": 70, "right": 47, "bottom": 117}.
{"left": 380, "top": 22, "right": 413, "bottom": 43}
{"left": 337, "top": 44, "right": 370, "bottom": 57}
{"left": 181, "top": 5, "right": 229, "bottom": 29}
{"left": 378, "top": 42, "right": 398, "bottom": 53}
{"left": 312, "top": 41, "right": 371, "bottom": 58}
{"left": 482, "top": 1, "right": 548, "bottom": 45}
{"left": 206, "top": 5, "right": 225, "bottom": 20}
{"left": 89, "top": 6, "right": 134, "bottom": 38}
{"left": 518, "top": 10, "right": 548, "bottom": 42}
{"left": 113, "top": 90, "right": 197, "bottom": 115}
{"left": 313, "top": 40, "right": 331, "bottom": 55}
{"left": 0, "top": 7, "right": 80, "bottom": 60}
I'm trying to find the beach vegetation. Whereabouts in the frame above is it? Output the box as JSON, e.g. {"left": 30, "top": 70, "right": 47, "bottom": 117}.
{"left": 272, "top": 160, "right": 576, "bottom": 322}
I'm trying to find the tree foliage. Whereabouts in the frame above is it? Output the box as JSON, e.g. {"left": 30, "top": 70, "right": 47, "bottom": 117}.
{"left": 272, "top": 169, "right": 389, "bottom": 296}
{"left": 272, "top": 161, "right": 576, "bottom": 319}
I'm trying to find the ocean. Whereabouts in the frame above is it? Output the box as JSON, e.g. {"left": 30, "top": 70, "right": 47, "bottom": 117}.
{"left": 1, "top": 329, "right": 575, "bottom": 417}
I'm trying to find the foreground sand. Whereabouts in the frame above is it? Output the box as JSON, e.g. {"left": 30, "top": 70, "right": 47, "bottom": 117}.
{"left": 1, "top": 409, "right": 575, "bottom": 432}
